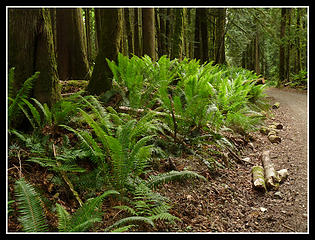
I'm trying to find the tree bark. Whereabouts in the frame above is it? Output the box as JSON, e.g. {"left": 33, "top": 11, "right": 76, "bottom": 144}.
{"left": 133, "top": 8, "right": 140, "bottom": 56}
{"left": 86, "top": 8, "right": 122, "bottom": 95}
{"left": 84, "top": 8, "right": 92, "bottom": 64}
{"left": 142, "top": 8, "right": 155, "bottom": 60}
{"left": 278, "top": 8, "right": 287, "bottom": 87}
{"left": 214, "top": 8, "right": 226, "bottom": 65}
{"left": 56, "top": 8, "right": 90, "bottom": 80}
{"left": 200, "top": 8, "right": 209, "bottom": 63}
{"left": 170, "top": 8, "right": 183, "bottom": 60}
{"left": 194, "top": 8, "right": 201, "bottom": 60}
{"left": 9, "top": 8, "right": 61, "bottom": 106}
{"left": 124, "top": 8, "right": 133, "bottom": 55}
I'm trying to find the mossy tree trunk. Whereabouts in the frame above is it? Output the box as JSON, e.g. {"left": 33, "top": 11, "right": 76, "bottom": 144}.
{"left": 124, "top": 8, "right": 133, "bottom": 55}
{"left": 8, "top": 8, "right": 61, "bottom": 106}
{"left": 86, "top": 8, "right": 122, "bottom": 95}
{"left": 142, "top": 8, "right": 155, "bottom": 60}
{"left": 200, "top": 8, "right": 209, "bottom": 63}
{"left": 278, "top": 8, "right": 287, "bottom": 87}
{"left": 84, "top": 8, "right": 92, "bottom": 65}
{"left": 56, "top": 8, "right": 90, "bottom": 80}
{"left": 214, "top": 8, "right": 226, "bottom": 65}
{"left": 194, "top": 8, "right": 201, "bottom": 60}
{"left": 133, "top": 8, "right": 140, "bottom": 56}
{"left": 170, "top": 8, "right": 183, "bottom": 60}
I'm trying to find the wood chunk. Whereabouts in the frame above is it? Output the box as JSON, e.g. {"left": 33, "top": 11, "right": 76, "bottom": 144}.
{"left": 261, "top": 150, "right": 280, "bottom": 190}
{"left": 252, "top": 166, "right": 266, "bottom": 191}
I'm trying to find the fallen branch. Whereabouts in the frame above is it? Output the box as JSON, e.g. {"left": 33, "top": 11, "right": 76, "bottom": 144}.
{"left": 261, "top": 150, "right": 280, "bottom": 190}
{"left": 52, "top": 144, "right": 83, "bottom": 207}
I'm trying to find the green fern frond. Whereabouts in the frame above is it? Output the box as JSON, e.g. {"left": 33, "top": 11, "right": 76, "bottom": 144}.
{"left": 148, "top": 212, "right": 181, "bottom": 223}
{"left": 14, "top": 178, "right": 48, "bottom": 232}
{"left": 110, "top": 224, "right": 136, "bottom": 232}
{"left": 8, "top": 67, "right": 15, "bottom": 99}
{"left": 58, "top": 190, "right": 120, "bottom": 232}
{"left": 147, "top": 170, "right": 207, "bottom": 189}
{"left": 31, "top": 98, "right": 52, "bottom": 126}
{"left": 104, "top": 216, "right": 154, "bottom": 232}
{"left": 56, "top": 203, "right": 70, "bottom": 232}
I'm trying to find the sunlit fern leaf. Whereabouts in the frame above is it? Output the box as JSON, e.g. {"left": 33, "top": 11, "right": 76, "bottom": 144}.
{"left": 104, "top": 216, "right": 154, "bottom": 232}
{"left": 148, "top": 212, "right": 181, "bottom": 223}
{"left": 14, "top": 178, "right": 49, "bottom": 232}
{"left": 110, "top": 224, "right": 136, "bottom": 232}
{"left": 56, "top": 203, "right": 70, "bottom": 232}
{"left": 21, "top": 98, "right": 41, "bottom": 127}
{"left": 58, "top": 190, "right": 120, "bottom": 232}
{"left": 147, "top": 170, "right": 207, "bottom": 189}
{"left": 31, "top": 98, "right": 52, "bottom": 126}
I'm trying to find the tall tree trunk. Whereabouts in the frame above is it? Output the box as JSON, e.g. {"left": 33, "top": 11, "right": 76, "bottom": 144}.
{"left": 50, "top": 8, "right": 57, "bottom": 54}
{"left": 155, "top": 8, "right": 162, "bottom": 58}
{"left": 295, "top": 8, "right": 302, "bottom": 74}
{"left": 279, "top": 8, "right": 287, "bottom": 86}
{"left": 142, "top": 8, "right": 155, "bottom": 60}
{"left": 200, "top": 8, "right": 209, "bottom": 63}
{"left": 285, "top": 9, "right": 291, "bottom": 82}
{"left": 86, "top": 8, "right": 122, "bottom": 95}
{"left": 84, "top": 8, "right": 92, "bottom": 65}
{"left": 255, "top": 28, "right": 260, "bottom": 75}
{"left": 165, "top": 8, "right": 173, "bottom": 57}
{"left": 170, "top": 8, "right": 183, "bottom": 60}
{"left": 94, "top": 8, "right": 102, "bottom": 54}
{"left": 124, "top": 8, "right": 133, "bottom": 55}
{"left": 159, "top": 8, "right": 167, "bottom": 56}
{"left": 194, "top": 8, "right": 201, "bottom": 60}
{"left": 56, "top": 8, "right": 90, "bottom": 80}
{"left": 133, "top": 8, "right": 140, "bottom": 56}
{"left": 9, "top": 8, "right": 61, "bottom": 106}
{"left": 214, "top": 8, "right": 226, "bottom": 65}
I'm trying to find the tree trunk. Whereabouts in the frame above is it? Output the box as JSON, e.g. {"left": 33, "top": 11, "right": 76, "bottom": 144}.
{"left": 200, "top": 8, "right": 209, "bottom": 63}
{"left": 124, "top": 8, "right": 133, "bottom": 55}
{"left": 194, "top": 8, "right": 201, "bottom": 60}
{"left": 285, "top": 9, "right": 291, "bottom": 82}
{"left": 94, "top": 8, "right": 102, "bottom": 54}
{"left": 159, "top": 8, "right": 167, "bottom": 56}
{"left": 9, "top": 8, "right": 61, "bottom": 106}
{"left": 142, "top": 8, "right": 155, "bottom": 60}
{"left": 84, "top": 8, "right": 92, "bottom": 65}
{"left": 278, "top": 8, "right": 287, "bottom": 87}
{"left": 56, "top": 8, "right": 90, "bottom": 80}
{"left": 86, "top": 8, "right": 122, "bottom": 95}
{"left": 255, "top": 29, "right": 260, "bottom": 75}
{"left": 295, "top": 8, "right": 302, "bottom": 74}
{"left": 170, "top": 8, "right": 183, "bottom": 60}
{"left": 214, "top": 8, "right": 226, "bottom": 65}
{"left": 133, "top": 8, "right": 140, "bottom": 56}
{"left": 165, "top": 8, "right": 172, "bottom": 57}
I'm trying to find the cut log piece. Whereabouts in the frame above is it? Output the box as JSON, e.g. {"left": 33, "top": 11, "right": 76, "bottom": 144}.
{"left": 272, "top": 102, "right": 280, "bottom": 109}
{"left": 261, "top": 150, "right": 280, "bottom": 190}
{"left": 268, "top": 134, "right": 281, "bottom": 143}
{"left": 252, "top": 166, "right": 266, "bottom": 191}
{"left": 277, "top": 169, "right": 288, "bottom": 183}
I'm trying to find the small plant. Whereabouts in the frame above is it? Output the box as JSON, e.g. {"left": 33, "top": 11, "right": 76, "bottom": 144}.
{"left": 14, "top": 178, "right": 49, "bottom": 232}
{"left": 56, "top": 190, "right": 120, "bottom": 232}
{"left": 8, "top": 68, "right": 40, "bottom": 129}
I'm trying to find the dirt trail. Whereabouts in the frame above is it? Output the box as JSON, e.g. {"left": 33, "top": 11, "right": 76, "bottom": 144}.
{"left": 258, "top": 87, "right": 308, "bottom": 232}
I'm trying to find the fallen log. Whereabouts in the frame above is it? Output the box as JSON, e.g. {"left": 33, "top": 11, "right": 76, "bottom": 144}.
{"left": 252, "top": 166, "right": 266, "bottom": 191}
{"left": 277, "top": 169, "right": 288, "bottom": 183}
{"left": 261, "top": 150, "right": 280, "bottom": 190}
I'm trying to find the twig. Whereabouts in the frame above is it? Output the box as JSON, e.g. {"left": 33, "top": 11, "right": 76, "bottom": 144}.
{"left": 52, "top": 144, "right": 83, "bottom": 207}
{"left": 282, "top": 223, "right": 295, "bottom": 231}
{"left": 17, "top": 150, "right": 22, "bottom": 178}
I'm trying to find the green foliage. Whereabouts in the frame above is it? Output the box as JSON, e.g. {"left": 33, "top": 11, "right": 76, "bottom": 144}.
{"left": 56, "top": 190, "right": 120, "bottom": 232}
{"left": 14, "top": 178, "right": 49, "bottom": 232}
{"left": 8, "top": 69, "right": 40, "bottom": 129}
{"left": 146, "top": 170, "right": 207, "bottom": 189}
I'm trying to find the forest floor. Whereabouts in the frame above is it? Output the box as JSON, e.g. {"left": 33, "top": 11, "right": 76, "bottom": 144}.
{"left": 154, "top": 86, "right": 308, "bottom": 232}
{"left": 7, "top": 85, "right": 308, "bottom": 233}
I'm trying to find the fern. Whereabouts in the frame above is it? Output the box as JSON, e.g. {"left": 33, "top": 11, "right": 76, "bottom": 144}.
{"left": 8, "top": 70, "right": 40, "bottom": 128}
{"left": 57, "top": 190, "right": 120, "bottom": 232}
{"left": 14, "top": 178, "right": 49, "bottom": 232}
{"left": 147, "top": 170, "right": 207, "bottom": 189}
{"left": 105, "top": 216, "right": 154, "bottom": 232}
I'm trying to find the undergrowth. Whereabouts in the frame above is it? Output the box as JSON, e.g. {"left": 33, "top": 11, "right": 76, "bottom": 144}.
{"left": 8, "top": 56, "right": 269, "bottom": 232}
